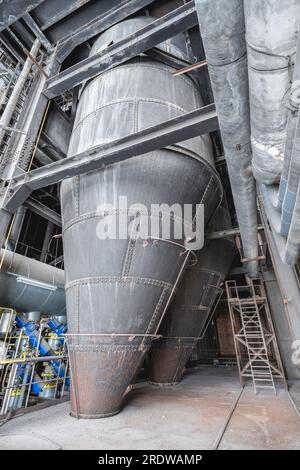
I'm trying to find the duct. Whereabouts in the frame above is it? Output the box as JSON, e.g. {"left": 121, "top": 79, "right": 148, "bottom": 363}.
{"left": 281, "top": 111, "right": 300, "bottom": 237}
{"left": 283, "top": 180, "right": 300, "bottom": 265}
{"left": 195, "top": 0, "right": 258, "bottom": 278}
{"left": 61, "top": 17, "right": 223, "bottom": 419}
{"left": 148, "top": 198, "right": 236, "bottom": 386}
{"left": 244, "top": 0, "right": 300, "bottom": 185}
{"left": 9, "top": 206, "right": 26, "bottom": 248}
{"left": 278, "top": 31, "right": 300, "bottom": 211}
{"left": 259, "top": 184, "right": 282, "bottom": 237}
{"left": 280, "top": 33, "right": 300, "bottom": 236}
{"left": 0, "top": 248, "right": 65, "bottom": 315}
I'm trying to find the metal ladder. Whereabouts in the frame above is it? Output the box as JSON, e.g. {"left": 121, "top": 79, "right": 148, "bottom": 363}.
{"left": 239, "top": 299, "right": 276, "bottom": 394}
{"left": 226, "top": 279, "right": 287, "bottom": 395}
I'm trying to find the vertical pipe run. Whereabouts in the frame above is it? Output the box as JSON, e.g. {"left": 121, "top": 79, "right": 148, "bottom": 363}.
{"left": 195, "top": 0, "right": 258, "bottom": 278}
{"left": 280, "top": 31, "right": 300, "bottom": 236}
{"left": 40, "top": 220, "right": 55, "bottom": 263}
{"left": 278, "top": 30, "right": 300, "bottom": 211}
{"left": 244, "top": 0, "right": 300, "bottom": 185}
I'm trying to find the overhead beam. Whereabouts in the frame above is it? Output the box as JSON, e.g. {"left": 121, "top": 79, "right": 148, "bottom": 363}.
{"left": 4, "top": 104, "right": 218, "bottom": 212}
{"left": 56, "top": 0, "right": 156, "bottom": 63}
{"left": 0, "top": 0, "right": 46, "bottom": 32}
{"left": 44, "top": 2, "right": 198, "bottom": 98}
{"left": 23, "top": 12, "right": 52, "bottom": 52}
{"left": 41, "top": 0, "right": 92, "bottom": 31}
{"left": 25, "top": 198, "right": 61, "bottom": 226}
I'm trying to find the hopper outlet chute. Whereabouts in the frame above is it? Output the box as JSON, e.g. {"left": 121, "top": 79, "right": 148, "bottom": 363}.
{"left": 148, "top": 201, "right": 236, "bottom": 386}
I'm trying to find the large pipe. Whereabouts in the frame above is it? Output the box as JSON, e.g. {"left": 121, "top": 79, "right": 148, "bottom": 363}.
{"left": 281, "top": 111, "right": 300, "bottom": 237}
{"left": 40, "top": 220, "right": 55, "bottom": 263}
{"left": 148, "top": 198, "right": 236, "bottom": 385}
{"left": 278, "top": 31, "right": 300, "bottom": 211}
{"left": 195, "top": 0, "right": 258, "bottom": 278}
{"left": 280, "top": 32, "right": 300, "bottom": 236}
{"left": 0, "top": 248, "right": 65, "bottom": 315}
{"left": 245, "top": 0, "right": 300, "bottom": 185}
{"left": 283, "top": 181, "right": 300, "bottom": 264}
{"left": 9, "top": 205, "right": 26, "bottom": 247}
{"left": 61, "top": 17, "right": 223, "bottom": 419}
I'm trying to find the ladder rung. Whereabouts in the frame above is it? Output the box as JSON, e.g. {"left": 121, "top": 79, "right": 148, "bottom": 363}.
{"left": 253, "top": 377, "right": 273, "bottom": 381}
{"left": 253, "top": 373, "right": 272, "bottom": 377}
{"left": 254, "top": 383, "right": 275, "bottom": 387}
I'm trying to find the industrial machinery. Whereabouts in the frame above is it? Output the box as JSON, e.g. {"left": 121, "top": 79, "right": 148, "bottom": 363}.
{"left": 0, "top": 0, "right": 299, "bottom": 430}
{"left": 0, "top": 309, "right": 69, "bottom": 416}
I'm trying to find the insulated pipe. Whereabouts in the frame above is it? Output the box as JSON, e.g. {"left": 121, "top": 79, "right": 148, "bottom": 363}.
{"left": 283, "top": 181, "right": 300, "bottom": 265}
{"left": 195, "top": 0, "right": 258, "bottom": 278}
{"left": 281, "top": 111, "right": 300, "bottom": 236}
{"left": 244, "top": 0, "right": 300, "bottom": 185}
{"left": 278, "top": 31, "right": 300, "bottom": 210}
{"left": 9, "top": 206, "right": 26, "bottom": 248}
{"left": 0, "top": 248, "right": 66, "bottom": 315}
{"left": 61, "top": 17, "right": 222, "bottom": 419}
{"left": 40, "top": 220, "right": 55, "bottom": 263}
{"left": 148, "top": 198, "right": 236, "bottom": 385}
{"left": 280, "top": 32, "right": 300, "bottom": 236}
{"left": 0, "top": 39, "right": 39, "bottom": 146}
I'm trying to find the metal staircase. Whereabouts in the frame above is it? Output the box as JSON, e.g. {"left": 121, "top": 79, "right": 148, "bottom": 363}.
{"left": 226, "top": 278, "right": 287, "bottom": 394}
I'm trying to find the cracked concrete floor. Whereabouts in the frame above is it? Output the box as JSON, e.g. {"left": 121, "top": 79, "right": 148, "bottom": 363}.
{"left": 0, "top": 366, "right": 299, "bottom": 450}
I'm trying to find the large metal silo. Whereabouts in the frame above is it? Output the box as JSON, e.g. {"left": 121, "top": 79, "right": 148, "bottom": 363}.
{"left": 148, "top": 201, "right": 236, "bottom": 385}
{"left": 60, "top": 17, "right": 222, "bottom": 418}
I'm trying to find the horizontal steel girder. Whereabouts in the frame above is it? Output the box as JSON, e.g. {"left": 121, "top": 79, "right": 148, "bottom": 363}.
{"left": 0, "top": 0, "right": 46, "bottom": 32}
{"left": 44, "top": 2, "right": 198, "bottom": 98}
{"left": 4, "top": 103, "right": 218, "bottom": 212}
{"left": 56, "top": 0, "right": 156, "bottom": 62}
{"left": 25, "top": 198, "right": 62, "bottom": 226}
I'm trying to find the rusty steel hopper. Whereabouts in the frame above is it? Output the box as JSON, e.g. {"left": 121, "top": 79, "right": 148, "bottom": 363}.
{"left": 148, "top": 201, "right": 236, "bottom": 386}
{"left": 60, "top": 17, "right": 222, "bottom": 418}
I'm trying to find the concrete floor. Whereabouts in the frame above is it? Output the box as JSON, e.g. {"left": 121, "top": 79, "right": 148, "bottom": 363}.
{"left": 0, "top": 366, "right": 299, "bottom": 450}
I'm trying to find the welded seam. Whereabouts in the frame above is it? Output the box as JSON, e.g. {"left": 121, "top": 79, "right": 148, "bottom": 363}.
{"left": 200, "top": 174, "right": 214, "bottom": 206}
{"left": 84, "top": 62, "right": 200, "bottom": 97}
{"left": 68, "top": 344, "right": 143, "bottom": 352}
{"left": 75, "top": 176, "right": 80, "bottom": 219}
{"left": 122, "top": 238, "right": 136, "bottom": 277}
{"left": 62, "top": 208, "right": 195, "bottom": 234}
{"left": 72, "top": 98, "right": 189, "bottom": 135}
{"left": 141, "top": 286, "right": 170, "bottom": 349}
{"left": 65, "top": 276, "right": 173, "bottom": 291}
{"left": 120, "top": 100, "right": 139, "bottom": 278}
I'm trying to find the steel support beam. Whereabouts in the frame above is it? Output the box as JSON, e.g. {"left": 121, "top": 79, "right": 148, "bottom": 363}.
{"left": 25, "top": 198, "right": 61, "bottom": 227}
{"left": 0, "top": 51, "right": 60, "bottom": 247}
{"left": 4, "top": 104, "right": 218, "bottom": 211}
{"left": 23, "top": 12, "right": 52, "bottom": 52}
{"left": 41, "top": 0, "right": 92, "bottom": 31}
{"left": 0, "top": 0, "right": 46, "bottom": 32}
{"left": 44, "top": 2, "right": 198, "bottom": 98}
{"left": 56, "top": 0, "right": 156, "bottom": 63}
